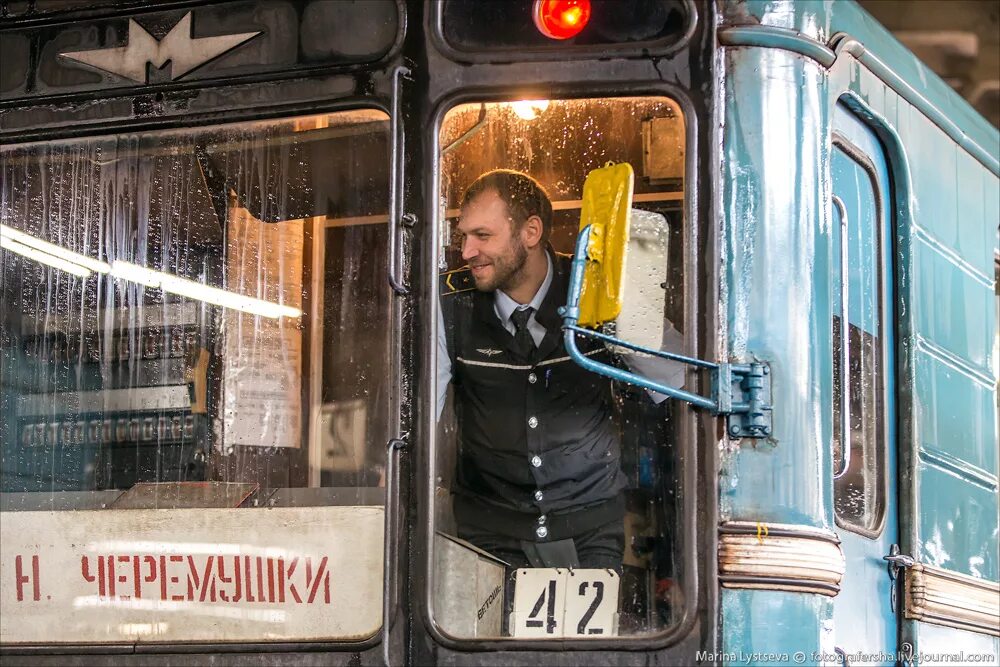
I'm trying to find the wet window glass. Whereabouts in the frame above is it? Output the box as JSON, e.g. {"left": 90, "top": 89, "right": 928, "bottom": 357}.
{"left": 0, "top": 110, "right": 390, "bottom": 644}
{"left": 433, "top": 97, "right": 688, "bottom": 639}
{"left": 831, "top": 143, "right": 886, "bottom": 535}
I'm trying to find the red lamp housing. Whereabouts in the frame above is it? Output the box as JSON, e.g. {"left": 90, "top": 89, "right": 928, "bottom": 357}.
{"left": 532, "top": 0, "right": 592, "bottom": 40}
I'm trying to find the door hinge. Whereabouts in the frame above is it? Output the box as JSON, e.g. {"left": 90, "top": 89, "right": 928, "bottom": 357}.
{"left": 715, "top": 362, "right": 773, "bottom": 438}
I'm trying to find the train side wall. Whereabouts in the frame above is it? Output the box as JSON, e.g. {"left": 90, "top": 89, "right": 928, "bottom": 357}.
{"left": 717, "top": 0, "right": 999, "bottom": 662}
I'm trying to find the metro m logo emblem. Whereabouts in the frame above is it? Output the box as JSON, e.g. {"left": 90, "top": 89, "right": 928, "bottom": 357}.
{"left": 59, "top": 12, "right": 260, "bottom": 84}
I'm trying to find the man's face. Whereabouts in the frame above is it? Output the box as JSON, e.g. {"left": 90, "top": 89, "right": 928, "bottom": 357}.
{"left": 457, "top": 189, "right": 528, "bottom": 293}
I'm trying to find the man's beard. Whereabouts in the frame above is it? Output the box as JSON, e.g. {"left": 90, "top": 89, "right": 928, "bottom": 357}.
{"left": 472, "top": 238, "right": 528, "bottom": 293}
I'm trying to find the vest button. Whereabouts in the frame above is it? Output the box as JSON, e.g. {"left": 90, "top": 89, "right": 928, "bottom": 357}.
{"left": 528, "top": 416, "right": 538, "bottom": 429}
{"left": 535, "top": 526, "right": 549, "bottom": 539}
{"left": 537, "top": 514, "right": 546, "bottom": 524}
{"left": 534, "top": 490, "right": 544, "bottom": 502}
{"left": 528, "top": 372, "right": 537, "bottom": 384}
{"left": 530, "top": 455, "right": 542, "bottom": 468}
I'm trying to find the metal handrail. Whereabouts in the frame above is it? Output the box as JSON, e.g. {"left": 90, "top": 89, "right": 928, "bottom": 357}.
{"left": 388, "top": 65, "right": 411, "bottom": 296}
{"left": 559, "top": 225, "right": 717, "bottom": 411}
{"left": 382, "top": 437, "right": 407, "bottom": 667}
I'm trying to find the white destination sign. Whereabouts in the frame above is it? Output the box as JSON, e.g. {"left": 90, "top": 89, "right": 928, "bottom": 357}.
{"left": 0, "top": 506, "right": 383, "bottom": 644}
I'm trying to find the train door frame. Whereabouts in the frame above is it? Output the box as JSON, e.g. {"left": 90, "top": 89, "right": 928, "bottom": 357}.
{"left": 832, "top": 89, "right": 924, "bottom": 661}
{"left": 411, "top": 4, "right": 721, "bottom": 661}
{"left": 828, "top": 101, "right": 901, "bottom": 661}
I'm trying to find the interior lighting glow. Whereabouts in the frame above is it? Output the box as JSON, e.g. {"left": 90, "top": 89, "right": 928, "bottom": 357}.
{"left": 110, "top": 261, "right": 301, "bottom": 320}
{"left": 533, "top": 0, "right": 591, "bottom": 40}
{"left": 0, "top": 224, "right": 110, "bottom": 274}
{"left": 1, "top": 236, "right": 93, "bottom": 278}
{"left": 511, "top": 99, "right": 550, "bottom": 120}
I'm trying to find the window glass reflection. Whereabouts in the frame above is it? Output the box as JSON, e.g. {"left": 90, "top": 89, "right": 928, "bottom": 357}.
{"left": 0, "top": 111, "right": 390, "bottom": 643}
{"left": 1, "top": 111, "right": 390, "bottom": 501}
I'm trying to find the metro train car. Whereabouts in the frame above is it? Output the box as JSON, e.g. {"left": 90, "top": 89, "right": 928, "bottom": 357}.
{"left": 0, "top": 1, "right": 997, "bottom": 665}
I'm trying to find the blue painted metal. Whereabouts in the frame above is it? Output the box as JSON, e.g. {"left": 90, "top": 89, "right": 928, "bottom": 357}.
{"left": 717, "top": 1, "right": 998, "bottom": 663}
{"left": 564, "top": 324, "right": 718, "bottom": 369}
{"left": 917, "top": 624, "right": 1000, "bottom": 666}
{"left": 718, "top": 27, "right": 832, "bottom": 530}
{"left": 719, "top": 0, "right": 999, "bottom": 175}
{"left": 831, "top": 46, "right": 999, "bottom": 587}
{"left": 829, "top": 102, "right": 898, "bottom": 664}
{"left": 717, "top": 363, "right": 773, "bottom": 439}
{"left": 561, "top": 224, "right": 773, "bottom": 435}
{"left": 718, "top": 20, "right": 999, "bottom": 175}
{"left": 831, "top": 36, "right": 1000, "bottom": 177}
{"left": 721, "top": 590, "right": 832, "bottom": 663}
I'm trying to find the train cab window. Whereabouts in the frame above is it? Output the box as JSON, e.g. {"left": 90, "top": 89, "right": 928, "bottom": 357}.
{"left": 0, "top": 110, "right": 391, "bottom": 644}
{"left": 831, "top": 141, "right": 887, "bottom": 535}
{"left": 433, "top": 96, "right": 689, "bottom": 639}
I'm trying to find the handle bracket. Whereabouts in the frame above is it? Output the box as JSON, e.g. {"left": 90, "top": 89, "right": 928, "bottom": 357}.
{"left": 561, "top": 225, "right": 773, "bottom": 439}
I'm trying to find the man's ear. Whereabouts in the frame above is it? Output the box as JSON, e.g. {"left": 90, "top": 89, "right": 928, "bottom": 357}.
{"left": 521, "top": 215, "right": 544, "bottom": 249}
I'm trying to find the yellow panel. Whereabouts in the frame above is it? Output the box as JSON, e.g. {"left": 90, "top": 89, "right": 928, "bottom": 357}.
{"left": 577, "top": 162, "right": 634, "bottom": 327}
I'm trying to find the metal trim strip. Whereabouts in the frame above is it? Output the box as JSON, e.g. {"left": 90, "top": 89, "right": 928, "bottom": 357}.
{"left": 917, "top": 447, "right": 999, "bottom": 492}
{"left": 717, "top": 26, "right": 1000, "bottom": 177}
{"left": 718, "top": 524, "right": 846, "bottom": 597}
{"left": 905, "top": 564, "right": 1000, "bottom": 637}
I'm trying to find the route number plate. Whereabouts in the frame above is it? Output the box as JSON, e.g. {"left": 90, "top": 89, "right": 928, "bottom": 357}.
{"left": 509, "top": 568, "right": 619, "bottom": 638}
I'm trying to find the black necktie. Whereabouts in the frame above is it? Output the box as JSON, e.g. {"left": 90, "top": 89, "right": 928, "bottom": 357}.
{"left": 510, "top": 307, "right": 536, "bottom": 359}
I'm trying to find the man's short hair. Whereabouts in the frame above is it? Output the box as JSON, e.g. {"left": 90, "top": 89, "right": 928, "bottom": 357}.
{"left": 460, "top": 169, "right": 553, "bottom": 244}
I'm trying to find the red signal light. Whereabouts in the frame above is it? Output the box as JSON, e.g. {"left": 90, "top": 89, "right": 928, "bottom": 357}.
{"left": 533, "top": 0, "right": 592, "bottom": 40}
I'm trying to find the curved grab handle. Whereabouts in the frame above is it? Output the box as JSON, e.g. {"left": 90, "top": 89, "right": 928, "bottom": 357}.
{"left": 561, "top": 225, "right": 717, "bottom": 411}
{"left": 388, "top": 65, "right": 411, "bottom": 296}
{"left": 382, "top": 437, "right": 407, "bottom": 667}
{"left": 561, "top": 224, "right": 772, "bottom": 437}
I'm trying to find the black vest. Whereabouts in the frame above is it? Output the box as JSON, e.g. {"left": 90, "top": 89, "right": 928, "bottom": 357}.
{"left": 441, "top": 251, "right": 627, "bottom": 541}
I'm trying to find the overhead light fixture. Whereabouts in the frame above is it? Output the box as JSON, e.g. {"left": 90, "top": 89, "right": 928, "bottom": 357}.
{"left": 0, "top": 224, "right": 110, "bottom": 274}
{"left": 1, "top": 235, "right": 93, "bottom": 278}
{"left": 110, "top": 261, "right": 301, "bottom": 320}
{"left": 511, "top": 99, "right": 550, "bottom": 120}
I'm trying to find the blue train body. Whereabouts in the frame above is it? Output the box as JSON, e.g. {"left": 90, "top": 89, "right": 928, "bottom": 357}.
{"left": 0, "top": 1, "right": 995, "bottom": 664}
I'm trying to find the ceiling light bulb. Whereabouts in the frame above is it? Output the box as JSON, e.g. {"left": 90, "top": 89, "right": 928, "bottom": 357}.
{"left": 511, "top": 99, "right": 550, "bottom": 120}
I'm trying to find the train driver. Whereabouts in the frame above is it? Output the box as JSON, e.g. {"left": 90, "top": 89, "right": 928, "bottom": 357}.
{"left": 438, "top": 169, "right": 637, "bottom": 571}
